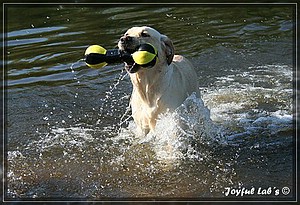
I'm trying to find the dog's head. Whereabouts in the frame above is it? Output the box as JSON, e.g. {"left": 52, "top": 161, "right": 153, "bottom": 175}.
{"left": 118, "top": 26, "right": 175, "bottom": 73}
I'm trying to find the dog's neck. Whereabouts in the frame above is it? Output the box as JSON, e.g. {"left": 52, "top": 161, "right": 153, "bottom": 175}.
{"left": 129, "top": 65, "right": 168, "bottom": 107}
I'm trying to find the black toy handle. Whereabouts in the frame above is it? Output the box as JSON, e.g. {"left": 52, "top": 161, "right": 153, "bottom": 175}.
{"left": 85, "top": 49, "right": 133, "bottom": 65}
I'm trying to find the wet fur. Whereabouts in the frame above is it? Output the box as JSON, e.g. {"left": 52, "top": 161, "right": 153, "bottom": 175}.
{"left": 118, "top": 26, "right": 200, "bottom": 135}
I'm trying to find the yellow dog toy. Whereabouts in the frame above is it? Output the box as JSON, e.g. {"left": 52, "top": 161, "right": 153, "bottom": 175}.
{"left": 84, "top": 43, "right": 157, "bottom": 71}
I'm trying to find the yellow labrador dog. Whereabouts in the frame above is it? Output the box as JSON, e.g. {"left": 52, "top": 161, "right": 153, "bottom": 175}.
{"left": 118, "top": 26, "right": 200, "bottom": 135}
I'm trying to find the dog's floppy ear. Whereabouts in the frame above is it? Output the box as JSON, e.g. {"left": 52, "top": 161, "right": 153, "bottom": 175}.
{"left": 161, "top": 35, "right": 175, "bottom": 65}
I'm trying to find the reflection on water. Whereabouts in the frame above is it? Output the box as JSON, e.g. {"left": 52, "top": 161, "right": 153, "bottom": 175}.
{"left": 4, "top": 4, "right": 296, "bottom": 202}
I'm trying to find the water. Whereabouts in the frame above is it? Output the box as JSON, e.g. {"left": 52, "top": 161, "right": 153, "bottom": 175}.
{"left": 4, "top": 4, "right": 296, "bottom": 202}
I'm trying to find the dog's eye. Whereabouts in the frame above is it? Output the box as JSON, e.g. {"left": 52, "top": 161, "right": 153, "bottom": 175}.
{"left": 141, "top": 32, "right": 150, "bottom": 37}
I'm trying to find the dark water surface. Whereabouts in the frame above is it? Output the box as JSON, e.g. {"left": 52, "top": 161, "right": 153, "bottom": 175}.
{"left": 4, "top": 4, "right": 296, "bottom": 201}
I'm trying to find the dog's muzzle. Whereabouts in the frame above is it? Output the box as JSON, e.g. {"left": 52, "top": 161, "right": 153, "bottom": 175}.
{"left": 118, "top": 36, "right": 158, "bottom": 74}
{"left": 119, "top": 36, "right": 139, "bottom": 53}
{"left": 118, "top": 37, "right": 139, "bottom": 73}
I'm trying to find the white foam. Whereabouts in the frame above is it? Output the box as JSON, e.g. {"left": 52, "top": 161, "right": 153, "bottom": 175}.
{"left": 251, "top": 110, "right": 293, "bottom": 134}
{"left": 115, "top": 93, "right": 222, "bottom": 163}
{"left": 203, "top": 64, "right": 293, "bottom": 143}
{"left": 26, "top": 126, "right": 96, "bottom": 155}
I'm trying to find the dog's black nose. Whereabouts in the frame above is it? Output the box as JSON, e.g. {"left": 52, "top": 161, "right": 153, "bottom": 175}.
{"left": 120, "top": 35, "right": 133, "bottom": 43}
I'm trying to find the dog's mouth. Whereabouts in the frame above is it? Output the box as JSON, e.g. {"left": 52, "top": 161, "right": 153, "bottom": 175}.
{"left": 119, "top": 45, "right": 141, "bottom": 73}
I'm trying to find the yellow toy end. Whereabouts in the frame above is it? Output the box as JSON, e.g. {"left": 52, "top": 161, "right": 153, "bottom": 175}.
{"left": 132, "top": 43, "right": 157, "bottom": 67}
{"left": 84, "top": 45, "right": 107, "bottom": 69}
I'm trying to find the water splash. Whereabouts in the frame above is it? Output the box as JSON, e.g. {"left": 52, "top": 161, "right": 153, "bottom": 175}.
{"left": 70, "top": 58, "right": 85, "bottom": 74}
{"left": 114, "top": 92, "right": 223, "bottom": 165}
{"left": 97, "top": 68, "right": 130, "bottom": 131}
{"left": 70, "top": 59, "right": 85, "bottom": 105}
